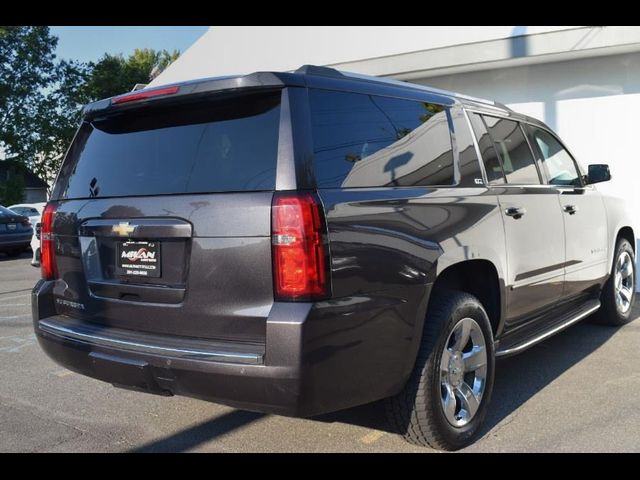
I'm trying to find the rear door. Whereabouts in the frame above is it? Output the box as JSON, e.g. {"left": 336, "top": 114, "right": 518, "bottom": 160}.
{"left": 49, "top": 90, "right": 284, "bottom": 344}
{"left": 469, "top": 113, "right": 566, "bottom": 325}
{"left": 525, "top": 124, "right": 609, "bottom": 298}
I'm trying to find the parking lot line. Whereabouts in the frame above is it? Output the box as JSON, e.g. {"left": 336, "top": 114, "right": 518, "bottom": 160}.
{"left": 0, "top": 314, "right": 32, "bottom": 321}
{"left": 359, "top": 430, "right": 385, "bottom": 445}
{"left": 0, "top": 288, "right": 33, "bottom": 296}
{"left": 0, "top": 293, "right": 31, "bottom": 302}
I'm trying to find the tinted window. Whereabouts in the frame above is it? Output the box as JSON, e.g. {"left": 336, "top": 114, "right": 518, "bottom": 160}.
{"left": 483, "top": 116, "right": 540, "bottom": 185}
{"left": 310, "top": 90, "right": 454, "bottom": 188}
{"left": 10, "top": 207, "right": 38, "bottom": 216}
{"left": 0, "top": 206, "right": 20, "bottom": 217}
{"left": 470, "top": 113, "right": 504, "bottom": 184}
{"left": 528, "top": 126, "right": 581, "bottom": 186}
{"left": 56, "top": 92, "right": 281, "bottom": 200}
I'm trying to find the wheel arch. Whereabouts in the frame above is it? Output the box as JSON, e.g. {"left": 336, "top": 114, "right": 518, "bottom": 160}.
{"left": 616, "top": 226, "right": 636, "bottom": 253}
{"left": 397, "top": 247, "right": 507, "bottom": 397}
{"left": 430, "top": 258, "right": 504, "bottom": 338}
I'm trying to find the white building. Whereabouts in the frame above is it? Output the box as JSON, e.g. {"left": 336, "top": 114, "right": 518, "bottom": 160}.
{"left": 151, "top": 25, "right": 640, "bottom": 265}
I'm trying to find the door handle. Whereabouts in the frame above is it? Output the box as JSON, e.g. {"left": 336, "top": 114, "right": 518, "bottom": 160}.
{"left": 563, "top": 205, "right": 578, "bottom": 215}
{"left": 504, "top": 207, "right": 526, "bottom": 219}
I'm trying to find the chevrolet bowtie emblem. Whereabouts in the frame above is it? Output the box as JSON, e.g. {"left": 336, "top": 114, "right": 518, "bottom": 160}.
{"left": 112, "top": 222, "right": 136, "bottom": 236}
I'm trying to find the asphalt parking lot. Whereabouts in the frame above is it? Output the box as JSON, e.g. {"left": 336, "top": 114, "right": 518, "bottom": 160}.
{"left": 1, "top": 251, "right": 639, "bottom": 452}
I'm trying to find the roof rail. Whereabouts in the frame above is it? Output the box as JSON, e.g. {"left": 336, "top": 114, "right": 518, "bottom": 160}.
{"left": 295, "top": 65, "right": 345, "bottom": 78}
{"left": 296, "top": 65, "right": 498, "bottom": 107}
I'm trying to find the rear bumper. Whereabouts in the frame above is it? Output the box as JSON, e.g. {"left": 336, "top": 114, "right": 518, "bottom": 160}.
{"left": 32, "top": 279, "right": 431, "bottom": 417}
{"left": 36, "top": 316, "right": 302, "bottom": 416}
{"left": 0, "top": 232, "right": 32, "bottom": 249}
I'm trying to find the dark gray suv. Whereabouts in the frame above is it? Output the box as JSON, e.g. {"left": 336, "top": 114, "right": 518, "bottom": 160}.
{"left": 32, "top": 65, "right": 636, "bottom": 450}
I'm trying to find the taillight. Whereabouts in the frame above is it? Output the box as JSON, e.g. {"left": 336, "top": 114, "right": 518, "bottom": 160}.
{"left": 111, "top": 85, "right": 180, "bottom": 105}
{"left": 272, "top": 192, "right": 329, "bottom": 301}
{"left": 40, "top": 202, "right": 58, "bottom": 280}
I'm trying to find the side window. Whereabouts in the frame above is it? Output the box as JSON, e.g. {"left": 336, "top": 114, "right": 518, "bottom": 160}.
{"left": 309, "top": 89, "right": 455, "bottom": 188}
{"left": 469, "top": 113, "right": 504, "bottom": 184}
{"left": 527, "top": 126, "right": 581, "bottom": 186}
{"left": 482, "top": 116, "right": 540, "bottom": 185}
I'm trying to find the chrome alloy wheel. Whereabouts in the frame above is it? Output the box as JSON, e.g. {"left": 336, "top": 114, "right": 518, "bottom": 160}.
{"left": 615, "top": 251, "right": 635, "bottom": 314}
{"left": 440, "top": 317, "right": 488, "bottom": 427}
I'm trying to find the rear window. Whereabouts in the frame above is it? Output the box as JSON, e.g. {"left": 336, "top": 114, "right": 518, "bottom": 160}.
{"left": 10, "top": 207, "right": 39, "bottom": 216}
{"left": 0, "top": 206, "right": 19, "bottom": 217}
{"left": 55, "top": 91, "right": 282, "bottom": 200}
{"left": 309, "top": 89, "right": 455, "bottom": 188}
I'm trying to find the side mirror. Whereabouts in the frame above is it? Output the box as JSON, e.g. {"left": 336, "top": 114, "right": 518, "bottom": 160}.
{"left": 587, "top": 164, "right": 611, "bottom": 185}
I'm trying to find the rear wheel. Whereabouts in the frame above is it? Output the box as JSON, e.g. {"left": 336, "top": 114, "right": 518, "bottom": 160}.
{"left": 385, "top": 290, "right": 495, "bottom": 450}
{"left": 596, "top": 238, "right": 636, "bottom": 326}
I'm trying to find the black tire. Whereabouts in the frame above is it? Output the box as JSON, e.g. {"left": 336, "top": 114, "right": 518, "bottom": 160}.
{"left": 595, "top": 238, "right": 636, "bottom": 326}
{"left": 385, "top": 290, "right": 495, "bottom": 450}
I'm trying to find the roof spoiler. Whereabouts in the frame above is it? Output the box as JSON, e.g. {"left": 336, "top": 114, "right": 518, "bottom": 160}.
{"left": 81, "top": 64, "right": 507, "bottom": 118}
{"left": 81, "top": 72, "right": 295, "bottom": 119}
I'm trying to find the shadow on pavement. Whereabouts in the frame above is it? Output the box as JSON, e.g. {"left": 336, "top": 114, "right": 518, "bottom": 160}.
{"left": 479, "top": 316, "right": 624, "bottom": 436}
{"left": 310, "top": 308, "right": 635, "bottom": 439}
{"left": 129, "top": 410, "right": 265, "bottom": 453}
{"left": 125, "top": 305, "right": 636, "bottom": 452}
{"left": 0, "top": 251, "right": 32, "bottom": 262}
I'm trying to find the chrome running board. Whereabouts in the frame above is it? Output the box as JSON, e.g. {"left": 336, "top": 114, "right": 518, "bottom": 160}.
{"left": 496, "top": 300, "right": 601, "bottom": 357}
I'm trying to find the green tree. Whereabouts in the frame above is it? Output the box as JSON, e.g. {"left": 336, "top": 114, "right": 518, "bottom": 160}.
{"left": 0, "top": 26, "right": 58, "bottom": 160}
{"left": 30, "top": 59, "right": 92, "bottom": 183}
{"left": 0, "top": 26, "right": 90, "bottom": 187}
{"left": 1, "top": 27, "right": 181, "bottom": 192}
{"left": 83, "top": 48, "right": 180, "bottom": 100}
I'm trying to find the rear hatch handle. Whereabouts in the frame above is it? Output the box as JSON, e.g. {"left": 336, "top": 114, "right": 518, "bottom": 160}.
{"left": 79, "top": 218, "right": 193, "bottom": 239}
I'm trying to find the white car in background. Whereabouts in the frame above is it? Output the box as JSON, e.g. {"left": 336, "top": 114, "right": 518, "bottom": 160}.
{"left": 8, "top": 203, "right": 46, "bottom": 266}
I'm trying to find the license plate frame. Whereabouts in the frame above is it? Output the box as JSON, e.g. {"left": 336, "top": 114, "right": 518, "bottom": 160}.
{"left": 117, "top": 241, "right": 161, "bottom": 278}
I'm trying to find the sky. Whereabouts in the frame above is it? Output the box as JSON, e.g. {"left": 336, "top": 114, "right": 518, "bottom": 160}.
{"left": 50, "top": 26, "right": 209, "bottom": 63}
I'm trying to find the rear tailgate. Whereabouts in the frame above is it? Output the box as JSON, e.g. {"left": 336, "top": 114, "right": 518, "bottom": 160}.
{"left": 48, "top": 90, "right": 283, "bottom": 344}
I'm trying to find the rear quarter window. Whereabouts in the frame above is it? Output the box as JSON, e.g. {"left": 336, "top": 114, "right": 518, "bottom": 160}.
{"left": 55, "top": 91, "right": 282, "bottom": 200}
{"left": 309, "top": 89, "right": 455, "bottom": 188}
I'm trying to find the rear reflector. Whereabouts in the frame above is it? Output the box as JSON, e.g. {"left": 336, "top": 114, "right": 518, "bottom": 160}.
{"left": 111, "top": 85, "right": 180, "bottom": 105}
{"left": 272, "top": 192, "right": 329, "bottom": 301}
{"left": 40, "top": 202, "right": 58, "bottom": 281}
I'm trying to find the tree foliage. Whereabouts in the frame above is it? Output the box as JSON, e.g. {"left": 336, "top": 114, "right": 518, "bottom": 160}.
{"left": 1, "top": 26, "right": 91, "bottom": 184}
{"left": 0, "top": 27, "right": 180, "bottom": 190}
{"left": 0, "top": 26, "right": 58, "bottom": 161}
{"left": 83, "top": 48, "right": 180, "bottom": 100}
